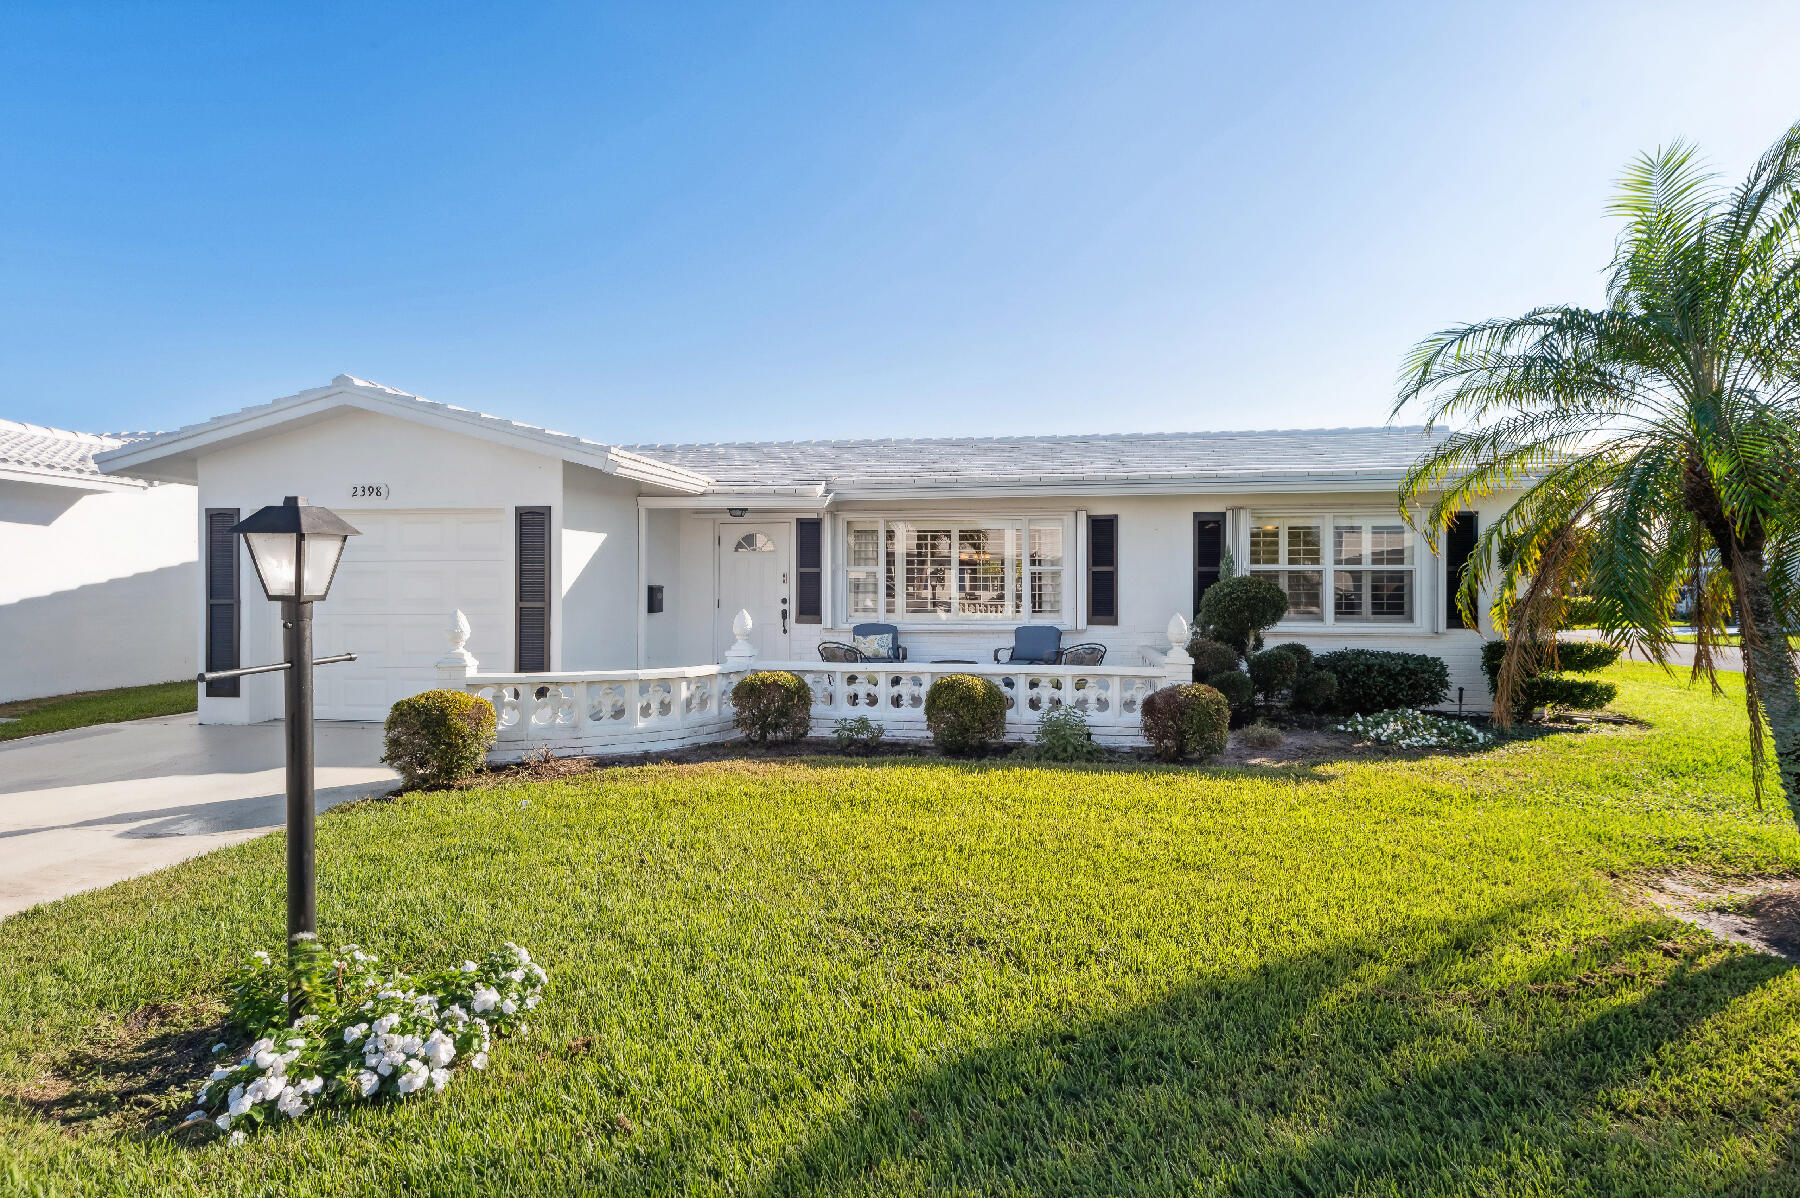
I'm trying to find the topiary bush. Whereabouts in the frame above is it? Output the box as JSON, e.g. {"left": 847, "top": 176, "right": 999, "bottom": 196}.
{"left": 1187, "top": 636, "right": 1242, "bottom": 682}
{"left": 1248, "top": 647, "right": 1302, "bottom": 704}
{"left": 1205, "top": 669, "right": 1256, "bottom": 722}
{"left": 1195, "top": 575, "right": 1289, "bottom": 656}
{"left": 1272, "top": 642, "right": 1315, "bottom": 674}
{"left": 1021, "top": 705, "right": 1109, "bottom": 763}
{"left": 382, "top": 689, "right": 498, "bottom": 790}
{"left": 1481, "top": 639, "right": 1621, "bottom": 719}
{"left": 1139, "top": 683, "right": 1231, "bottom": 762}
{"left": 1290, "top": 669, "right": 1339, "bottom": 714}
{"left": 1314, "top": 649, "right": 1450, "bottom": 715}
{"left": 731, "top": 671, "right": 813, "bottom": 743}
{"left": 924, "top": 673, "right": 1008, "bottom": 754}
{"left": 1480, "top": 638, "right": 1621, "bottom": 686}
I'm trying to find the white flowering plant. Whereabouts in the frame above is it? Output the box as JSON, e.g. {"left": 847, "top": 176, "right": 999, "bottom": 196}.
{"left": 1335, "top": 707, "right": 1493, "bottom": 750}
{"left": 185, "top": 939, "right": 544, "bottom": 1144}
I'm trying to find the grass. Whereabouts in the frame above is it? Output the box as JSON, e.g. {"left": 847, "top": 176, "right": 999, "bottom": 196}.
{"left": 1667, "top": 632, "right": 1800, "bottom": 648}
{"left": 0, "top": 680, "right": 196, "bottom": 742}
{"left": 4, "top": 662, "right": 1800, "bottom": 1195}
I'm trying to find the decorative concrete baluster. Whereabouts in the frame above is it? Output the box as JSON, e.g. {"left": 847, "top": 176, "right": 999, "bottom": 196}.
{"left": 1163, "top": 614, "right": 1194, "bottom": 688}
{"left": 724, "top": 609, "right": 757, "bottom": 665}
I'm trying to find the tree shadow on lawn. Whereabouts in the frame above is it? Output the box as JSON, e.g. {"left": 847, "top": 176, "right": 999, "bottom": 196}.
{"left": 753, "top": 901, "right": 1799, "bottom": 1197}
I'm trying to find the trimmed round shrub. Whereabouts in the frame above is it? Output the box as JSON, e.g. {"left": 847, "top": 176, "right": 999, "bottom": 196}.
{"left": 382, "top": 689, "right": 498, "bottom": 790}
{"left": 925, "top": 674, "right": 1008, "bottom": 754}
{"left": 1196, "top": 575, "right": 1289, "bottom": 656}
{"left": 1314, "top": 649, "right": 1450, "bottom": 715}
{"left": 731, "top": 670, "right": 813, "bottom": 743}
{"left": 1523, "top": 674, "right": 1619, "bottom": 713}
{"left": 1248, "top": 647, "right": 1302, "bottom": 703}
{"left": 1140, "top": 683, "right": 1231, "bottom": 762}
{"left": 1272, "top": 642, "right": 1314, "bottom": 673}
{"left": 1290, "top": 669, "right": 1339, "bottom": 714}
{"left": 1186, "top": 636, "right": 1242, "bottom": 682}
{"left": 1481, "top": 639, "right": 1621, "bottom": 690}
{"left": 1205, "top": 669, "right": 1256, "bottom": 717}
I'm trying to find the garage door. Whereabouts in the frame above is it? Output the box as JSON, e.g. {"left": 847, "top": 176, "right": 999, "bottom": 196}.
{"left": 312, "top": 510, "right": 509, "bottom": 721}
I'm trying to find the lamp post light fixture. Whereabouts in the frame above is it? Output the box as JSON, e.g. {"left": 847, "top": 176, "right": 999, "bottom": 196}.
{"left": 205, "top": 496, "right": 359, "bottom": 970}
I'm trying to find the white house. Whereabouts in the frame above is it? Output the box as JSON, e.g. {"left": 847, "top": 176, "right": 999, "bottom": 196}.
{"left": 95, "top": 375, "right": 1501, "bottom": 747}
{"left": 0, "top": 419, "right": 198, "bottom": 702}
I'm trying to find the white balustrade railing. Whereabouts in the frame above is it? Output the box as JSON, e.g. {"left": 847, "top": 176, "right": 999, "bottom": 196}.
{"left": 433, "top": 609, "right": 1195, "bottom": 760}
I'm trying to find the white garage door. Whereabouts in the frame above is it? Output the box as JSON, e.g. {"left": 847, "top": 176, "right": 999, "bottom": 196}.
{"left": 312, "top": 509, "right": 509, "bottom": 721}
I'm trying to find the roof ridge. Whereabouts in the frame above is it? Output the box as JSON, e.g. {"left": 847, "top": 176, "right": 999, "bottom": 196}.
{"left": 624, "top": 425, "right": 1429, "bottom": 450}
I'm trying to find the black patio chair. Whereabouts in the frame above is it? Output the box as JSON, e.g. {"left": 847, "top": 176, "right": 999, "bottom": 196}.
{"left": 1056, "top": 642, "right": 1107, "bottom": 666}
{"left": 817, "top": 642, "right": 862, "bottom": 663}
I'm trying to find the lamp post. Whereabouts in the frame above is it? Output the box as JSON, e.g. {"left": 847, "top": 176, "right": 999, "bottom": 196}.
{"left": 229, "top": 497, "right": 359, "bottom": 954}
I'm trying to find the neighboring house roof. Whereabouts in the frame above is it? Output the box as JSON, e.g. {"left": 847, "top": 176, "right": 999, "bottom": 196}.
{"left": 0, "top": 419, "right": 157, "bottom": 491}
{"left": 94, "top": 375, "right": 715, "bottom": 494}
{"left": 625, "top": 426, "right": 1449, "bottom": 499}
{"left": 93, "top": 374, "right": 1449, "bottom": 500}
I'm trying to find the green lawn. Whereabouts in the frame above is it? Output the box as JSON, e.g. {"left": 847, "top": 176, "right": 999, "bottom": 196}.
{"left": 4, "top": 663, "right": 1800, "bottom": 1195}
{"left": 0, "top": 680, "right": 196, "bottom": 742}
{"left": 1668, "top": 632, "right": 1800, "bottom": 648}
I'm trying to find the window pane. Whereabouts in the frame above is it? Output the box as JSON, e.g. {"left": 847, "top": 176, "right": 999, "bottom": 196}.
{"left": 848, "top": 525, "right": 880, "bottom": 568}
{"left": 1333, "top": 569, "right": 1365, "bottom": 619}
{"left": 958, "top": 528, "right": 1009, "bottom": 615}
{"left": 905, "top": 528, "right": 952, "bottom": 614}
{"left": 1030, "top": 523, "right": 1063, "bottom": 567}
{"left": 1250, "top": 524, "right": 1280, "bottom": 566}
{"left": 848, "top": 572, "right": 879, "bottom": 615}
{"left": 1335, "top": 569, "right": 1412, "bottom": 622}
{"left": 1287, "top": 525, "right": 1321, "bottom": 566}
{"left": 1370, "top": 525, "right": 1410, "bottom": 566}
{"left": 1334, "top": 525, "right": 1365, "bottom": 566}
{"left": 1252, "top": 568, "right": 1324, "bottom": 619}
{"left": 1031, "top": 569, "right": 1062, "bottom": 617}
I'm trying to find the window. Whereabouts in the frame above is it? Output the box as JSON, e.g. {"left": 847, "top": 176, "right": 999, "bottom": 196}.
{"left": 843, "top": 516, "right": 1069, "bottom": 622}
{"left": 733, "top": 532, "right": 775, "bottom": 553}
{"left": 1250, "top": 515, "right": 1418, "bottom": 626}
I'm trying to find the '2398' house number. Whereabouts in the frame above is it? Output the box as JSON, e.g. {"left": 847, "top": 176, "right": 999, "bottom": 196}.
{"left": 350, "top": 484, "right": 389, "bottom": 499}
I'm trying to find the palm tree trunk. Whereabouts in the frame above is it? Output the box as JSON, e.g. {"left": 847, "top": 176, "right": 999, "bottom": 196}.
{"left": 1739, "top": 548, "right": 1800, "bottom": 824}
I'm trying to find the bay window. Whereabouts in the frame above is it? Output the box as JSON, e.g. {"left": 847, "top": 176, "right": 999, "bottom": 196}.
{"left": 1250, "top": 514, "right": 1418, "bottom": 626}
{"left": 843, "top": 516, "right": 1069, "bottom": 622}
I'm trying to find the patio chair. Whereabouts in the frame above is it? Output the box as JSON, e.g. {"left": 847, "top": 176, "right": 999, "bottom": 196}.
{"left": 817, "top": 641, "right": 862, "bottom": 663}
{"left": 850, "top": 622, "right": 907, "bottom": 662}
{"left": 1056, "top": 642, "right": 1107, "bottom": 666}
{"left": 993, "top": 625, "right": 1062, "bottom": 664}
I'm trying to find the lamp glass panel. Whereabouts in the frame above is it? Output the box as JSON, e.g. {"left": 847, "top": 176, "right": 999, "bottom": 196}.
{"left": 244, "top": 532, "right": 300, "bottom": 598}
{"left": 302, "top": 534, "right": 349, "bottom": 599}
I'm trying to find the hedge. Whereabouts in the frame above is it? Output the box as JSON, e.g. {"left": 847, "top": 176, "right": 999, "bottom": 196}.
{"left": 1314, "top": 649, "right": 1450, "bottom": 715}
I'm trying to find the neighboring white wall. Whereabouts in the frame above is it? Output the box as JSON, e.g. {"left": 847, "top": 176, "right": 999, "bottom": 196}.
{"left": 560, "top": 462, "right": 643, "bottom": 671}
{"left": 0, "top": 478, "right": 198, "bottom": 702}
{"left": 642, "top": 507, "right": 682, "bottom": 667}
{"left": 194, "top": 409, "right": 563, "bottom": 724}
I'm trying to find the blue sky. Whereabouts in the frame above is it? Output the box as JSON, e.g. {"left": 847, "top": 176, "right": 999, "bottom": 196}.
{"left": 5, "top": 2, "right": 1800, "bottom": 443}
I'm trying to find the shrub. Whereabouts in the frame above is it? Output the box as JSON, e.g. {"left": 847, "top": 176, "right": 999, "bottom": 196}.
{"left": 382, "top": 689, "right": 498, "bottom": 790}
{"left": 1272, "top": 642, "right": 1314, "bottom": 673}
{"left": 1140, "top": 683, "right": 1231, "bottom": 762}
{"left": 1336, "top": 708, "right": 1492, "bottom": 749}
{"left": 1290, "top": 669, "right": 1339, "bottom": 714}
{"left": 1187, "top": 636, "right": 1242, "bottom": 681}
{"left": 925, "top": 674, "right": 1008, "bottom": 754}
{"left": 1206, "top": 669, "right": 1256, "bottom": 717}
{"left": 1196, "top": 575, "right": 1289, "bottom": 656}
{"left": 1314, "top": 649, "right": 1450, "bottom": 715}
{"left": 1481, "top": 639, "right": 1622, "bottom": 718}
{"left": 1248, "top": 647, "right": 1302, "bottom": 703}
{"left": 831, "top": 715, "right": 885, "bottom": 753}
{"left": 1481, "top": 638, "right": 1622, "bottom": 689}
{"left": 731, "top": 671, "right": 813, "bottom": 743}
{"left": 1022, "top": 706, "right": 1109, "bottom": 763}
{"left": 1240, "top": 720, "right": 1284, "bottom": 749}
{"left": 1523, "top": 675, "right": 1620, "bottom": 713}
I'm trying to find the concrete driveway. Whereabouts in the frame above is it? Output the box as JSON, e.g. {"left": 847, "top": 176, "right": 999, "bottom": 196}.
{"left": 0, "top": 714, "right": 395, "bottom": 919}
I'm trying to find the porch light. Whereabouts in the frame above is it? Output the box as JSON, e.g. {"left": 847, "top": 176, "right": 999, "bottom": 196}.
{"left": 234, "top": 496, "right": 360, "bottom": 601}
{"left": 727, "top": 507, "right": 748, "bottom": 518}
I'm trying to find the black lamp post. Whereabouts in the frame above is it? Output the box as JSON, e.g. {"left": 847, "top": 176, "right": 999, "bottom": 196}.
{"left": 228, "top": 497, "right": 359, "bottom": 955}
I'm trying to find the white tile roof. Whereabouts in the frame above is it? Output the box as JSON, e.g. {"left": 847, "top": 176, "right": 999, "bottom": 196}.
{"left": 0, "top": 419, "right": 155, "bottom": 487}
{"left": 625, "top": 426, "right": 1448, "bottom": 495}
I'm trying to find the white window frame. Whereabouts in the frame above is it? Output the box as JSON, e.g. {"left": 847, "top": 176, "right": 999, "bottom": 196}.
{"left": 838, "top": 513, "right": 1077, "bottom": 627}
{"left": 1249, "top": 512, "right": 1426, "bottom": 631}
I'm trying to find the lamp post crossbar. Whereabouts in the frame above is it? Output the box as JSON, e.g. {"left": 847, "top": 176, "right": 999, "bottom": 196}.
{"left": 196, "top": 652, "right": 356, "bottom": 683}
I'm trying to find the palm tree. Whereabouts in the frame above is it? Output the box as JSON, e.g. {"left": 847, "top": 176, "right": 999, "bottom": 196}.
{"left": 1392, "top": 121, "right": 1800, "bottom": 822}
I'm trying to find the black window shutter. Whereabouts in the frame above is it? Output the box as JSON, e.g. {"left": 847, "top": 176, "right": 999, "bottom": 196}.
{"left": 515, "top": 506, "right": 552, "bottom": 671}
{"left": 1444, "top": 511, "right": 1479, "bottom": 628}
{"left": 1193, "top": 512, "right": 1225, "bottom": 615}
{"left": 795, "top": 518, "right": 822, "bottom": 624}
{"left": 204, "top": 508, "right": 240, "bottom": 697}
{"left": 1087, "top": 514, "right": 1118, "bottom": 626}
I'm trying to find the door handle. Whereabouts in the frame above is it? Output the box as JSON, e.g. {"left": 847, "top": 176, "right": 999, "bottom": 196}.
{"left": 781, "top": 608, "right": 789, "bottom": 634}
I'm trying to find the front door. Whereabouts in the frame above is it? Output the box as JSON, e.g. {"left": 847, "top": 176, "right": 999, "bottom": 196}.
{"left": 717, "top": 522, "right": 792, "bottom": 660}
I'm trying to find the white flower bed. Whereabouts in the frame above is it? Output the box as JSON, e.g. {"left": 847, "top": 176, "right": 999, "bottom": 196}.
{"left": 185, "top": 942, "right": 544, "bottom": 1144}
{"left": 1335, "top": 708, "right": 1493, "bottom": 750}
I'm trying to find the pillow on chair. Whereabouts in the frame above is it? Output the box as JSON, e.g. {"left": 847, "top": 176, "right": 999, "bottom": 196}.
{"left": 853, "top": 632, "right": 895, "bottom": 661}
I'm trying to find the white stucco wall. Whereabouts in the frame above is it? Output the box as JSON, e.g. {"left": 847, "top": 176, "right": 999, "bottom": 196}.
{"left": 642, "top": 508, "right": 683, "bottom": 667}
{"left": 0, "top": 478, "right": 198, "bottom": 702}
{"left": 561, "top": 462, "right": 644, "bottom": 671}
{"left": 194, "top": 409, "right": 564, "bottom": 723}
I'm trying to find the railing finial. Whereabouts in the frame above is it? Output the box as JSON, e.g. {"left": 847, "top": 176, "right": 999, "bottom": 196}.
{"left": 436, "top": 609, "right": 479, "bottom": 683}
{"left": 724, "top": 608, "right": 757, "bottom": 664}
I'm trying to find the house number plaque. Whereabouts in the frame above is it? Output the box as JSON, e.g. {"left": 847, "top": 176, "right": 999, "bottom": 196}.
{"left": 349, "top": 484, "right": 389, "bottom": 500}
